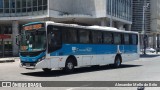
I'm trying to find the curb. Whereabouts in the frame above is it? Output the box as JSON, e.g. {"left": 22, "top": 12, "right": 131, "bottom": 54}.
{"left": 0, "top": 58, "right": 16, "bottom": 63}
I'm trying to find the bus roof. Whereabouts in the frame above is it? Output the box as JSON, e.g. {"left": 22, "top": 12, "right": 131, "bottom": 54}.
{"left": 24, "top": 21, "right": 138, "bottom": 34}
{"left": 46, "top": 21, "right": 138, "bottom": 34}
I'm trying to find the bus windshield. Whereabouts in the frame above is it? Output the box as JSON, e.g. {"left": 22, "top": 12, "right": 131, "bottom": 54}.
{"left": 20, "top": 28, "right": 46, "bottom": 52}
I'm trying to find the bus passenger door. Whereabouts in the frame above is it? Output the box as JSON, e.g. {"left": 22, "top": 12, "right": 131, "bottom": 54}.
{"left": 47, "top": 25, "right": 62, "bottom": 54}
{"left": 47, "top": 25, "right": 62, "bottom": 67}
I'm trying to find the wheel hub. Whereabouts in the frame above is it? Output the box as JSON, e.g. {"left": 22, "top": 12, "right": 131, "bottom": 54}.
{"left": 67, "top": 62, "right": 73, "bottom": 69}
{"left": 116, "top": 58, "right": 121, "bottom": 66}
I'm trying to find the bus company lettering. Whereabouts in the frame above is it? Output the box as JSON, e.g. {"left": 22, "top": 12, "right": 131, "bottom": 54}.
{"left": 72, "top": 47, "right": 92, "bottom": 52}
{"left": 78, "top": 48, "right": 92, "bottom": 52}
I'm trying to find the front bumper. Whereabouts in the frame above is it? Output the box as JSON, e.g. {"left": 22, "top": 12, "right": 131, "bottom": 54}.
{"left": 20, "top": 59, "right": 51, "bottom": 69}
{"left": 19, "top": 63, "right": 35, "bottom": 69}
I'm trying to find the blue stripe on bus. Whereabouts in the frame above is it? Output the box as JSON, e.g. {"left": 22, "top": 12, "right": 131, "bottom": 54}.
{"left": 20, "top": 44, "right": 137, "bottom": 62}
{"left": 20, "top": 52, "right": 45, "bottom": 62}
{"left": 50, "top": 44, "right": 138, "bottom": 56}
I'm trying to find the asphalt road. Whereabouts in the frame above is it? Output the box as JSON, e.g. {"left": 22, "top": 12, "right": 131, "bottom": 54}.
{"left": 1, "top": 54, "right": 160, "bottom": 90}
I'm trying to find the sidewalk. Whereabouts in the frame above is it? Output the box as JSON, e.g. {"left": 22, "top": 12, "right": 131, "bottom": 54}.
{"left": 140, "top": 51, "right": 160, "bottom": 55}
{"left": 0, "top": 57, "right": 19, "bottom": 63}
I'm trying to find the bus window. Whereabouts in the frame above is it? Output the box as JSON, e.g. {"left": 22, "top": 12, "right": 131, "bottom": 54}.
{"left": 62, "top": 28, "right": 77, "bottom": 43}
{"left": 79, "top": 29, "right": 90, "bottom": 44}
{"left": 131, "top": 34, "right": 138, "bottom": 45}
{"left": 113, "top": 33, "right": 121, "bottom": 45}
{"left": 91, "top": 31, "right": 102, "bottom": 44}
{"left": 47, "top": 25, "right": 62, "bottom": 53}
{"left": 124, "top": 34, "right": 130, "bottom": 45}
{"left": 103, "top": 32, "right": 113, "bottom": 44}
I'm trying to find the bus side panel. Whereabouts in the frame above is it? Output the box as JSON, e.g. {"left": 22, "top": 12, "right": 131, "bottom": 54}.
{"left": 103, "top": 54, "right": 115, "bottom": 65}
{"left": 50, "top": 57, "right": 59, "bottom": 68}
{"left": 121, "top": 45, "right": 139, "bottom": 62}
{"left": 69, "top": 44, "right": 90, "bottom": 66}
{"left": 96, "top": 44, "right": 117, "bottom": 65}
{"left": 47, "top": 43, "right": 139, "bottom": 68}
{"left": 55, "top": 56, "right": 68, "bottom": 68}
{"left": 50, "top": 56, "right": 69, "bottom": 68}
{"left": 95, "top": 45, "right": 104, "bottom": 65}
{"left": 103, "top": 45, "right": 117, "bottom": 65}
{"left": 36, "top": 59, "right": 51, "bottom": 69}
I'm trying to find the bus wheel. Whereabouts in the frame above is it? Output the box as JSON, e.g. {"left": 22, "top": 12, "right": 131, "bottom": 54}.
{"left": 64, "top": 58, "right": 75, "bottom": 73}
{"left": 42, "top": 68, "right": 51, "bottom": 72}
{"left": 114, "top": 56, "right": 121, "bottom": 68}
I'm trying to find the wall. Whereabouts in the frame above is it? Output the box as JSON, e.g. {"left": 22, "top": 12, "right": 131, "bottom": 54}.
{"left": 49, "top": 0, "right": 106, "bottom": 18}
{"left": 150, "top": 0, "right": 160, "bottom": 33}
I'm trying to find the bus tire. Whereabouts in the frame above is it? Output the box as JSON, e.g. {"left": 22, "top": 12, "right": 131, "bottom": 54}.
{"left": 63, "top": 58, "right": 75, "bottom": 73}
{"left": 114, "top": 56, "right": 122, "bottom": 68}
{"left": 42, "top": 68, "right": 51, "bottom": 72}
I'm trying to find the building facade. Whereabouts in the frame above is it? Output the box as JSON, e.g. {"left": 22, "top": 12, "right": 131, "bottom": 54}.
{"left": 132, "top": 0, "right": 160, "bottom": 49}
{"left": 106, "top": 0, "right": 132, "bottom": 29}
{"left": 0, "top": 0, "right": 48, "bottom": 57}
{"left": 132, "top": 0, "right": 151, "bottom": 33}
{"left": 150, "top": 0, "right": 160, "bottom": 49}
{"left": 132, "top": 0, "right": 151, "bottom": 49}
{"left": 0, "top": 0, "right": 132, "bottom": 57}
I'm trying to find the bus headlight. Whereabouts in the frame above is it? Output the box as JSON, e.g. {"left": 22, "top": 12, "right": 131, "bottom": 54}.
{"left": 41, "top": 56, "right": 46, "bottom": 60}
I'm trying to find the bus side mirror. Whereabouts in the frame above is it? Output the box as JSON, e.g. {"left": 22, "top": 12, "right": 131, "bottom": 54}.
{"left": 16, "top": 35, "right": 20, "bottom": 46}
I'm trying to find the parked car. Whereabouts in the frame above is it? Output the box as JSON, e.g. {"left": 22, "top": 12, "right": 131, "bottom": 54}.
{"left": 141, "top": 47, "right": 156, "bottom": 53}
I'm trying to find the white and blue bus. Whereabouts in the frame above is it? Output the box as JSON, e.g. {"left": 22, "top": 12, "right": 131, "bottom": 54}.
{"left": 18, "top": 21, "right": 140, "bottom": 72}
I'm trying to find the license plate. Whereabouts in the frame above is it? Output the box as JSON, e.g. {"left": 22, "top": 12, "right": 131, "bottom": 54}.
{"left": 26, "top": 63, "right": 30, "bottom": 67}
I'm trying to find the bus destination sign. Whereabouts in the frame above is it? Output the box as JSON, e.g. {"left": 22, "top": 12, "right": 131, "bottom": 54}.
{"left": 23, "top": 24, "right": 43, "bottom": 30}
